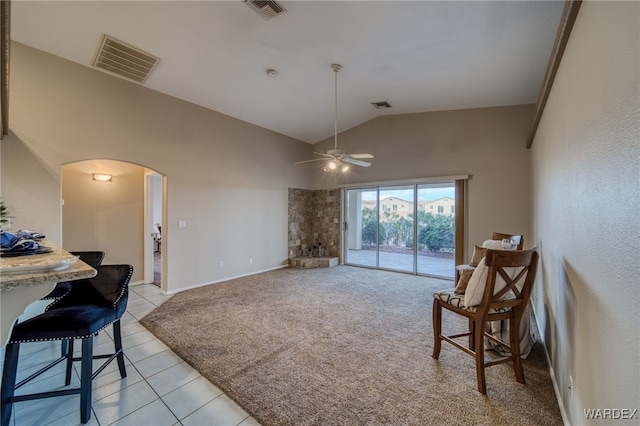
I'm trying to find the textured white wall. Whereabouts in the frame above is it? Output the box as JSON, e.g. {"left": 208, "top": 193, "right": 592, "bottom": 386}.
{"left": 531, "top": 2, "right": 639, "bottom": 423}
{"left": 3, "top": 42, "right": 312, "bottom": 293}
{"left": 311, "top": 105, "right": 535, "bottom": 258}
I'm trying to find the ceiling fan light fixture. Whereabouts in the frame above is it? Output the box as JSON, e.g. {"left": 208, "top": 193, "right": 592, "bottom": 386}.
{"left": 294, "top": 63, "right": 373, "bottom": 172}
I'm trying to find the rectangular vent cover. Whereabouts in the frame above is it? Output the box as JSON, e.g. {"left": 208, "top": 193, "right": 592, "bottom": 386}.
{"left": 245, "top": 0, "right": 287, "bottom": 20}
{"left": 92, "top": 35, "right": 159, "bottom": 84}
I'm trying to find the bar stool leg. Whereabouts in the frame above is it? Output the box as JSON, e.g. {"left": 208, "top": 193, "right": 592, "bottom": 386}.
{"left": 65, "top": 338, "right": 75, "bottom": 386}
{"left": 1, "top": 343, "right": 20, "bottom": 426}
{"left": 80, "top": 337, "right": 93, "bottom": 424}
{"left": 60, "top": 339, "right": 69, "bottom": 358}
{"left": 113, "top": 320, "right": 127, "bottom": 378}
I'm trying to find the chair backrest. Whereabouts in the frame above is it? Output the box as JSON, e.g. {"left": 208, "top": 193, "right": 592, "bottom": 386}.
{"left": 491, "top": 232, "right": 524, "bottom": 250}
{"left": 480, "top": 248, "right": 538, "bottom": 315}
{"left": 70, "top": 251, "right": 106, "bottom": 267}
{"left": 48, "top": 265, "right": 133, "bottom": 317}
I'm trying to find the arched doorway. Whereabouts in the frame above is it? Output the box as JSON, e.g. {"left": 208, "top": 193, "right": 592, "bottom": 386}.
{"left": 61, "top": 159, "right": 166, "bottom": 291}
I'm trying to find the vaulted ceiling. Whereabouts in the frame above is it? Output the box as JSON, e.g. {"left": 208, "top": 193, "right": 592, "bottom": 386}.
{"left": 9, "top": 1, "right": 564, "bottom": 144}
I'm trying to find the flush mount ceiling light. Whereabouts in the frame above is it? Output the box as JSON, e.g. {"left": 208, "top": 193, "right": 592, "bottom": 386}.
{"left": 92, "top": 173, "right": 112, "bottom": 182}
{"left": 295, "top": 64, "right": 374, "bottom": 174}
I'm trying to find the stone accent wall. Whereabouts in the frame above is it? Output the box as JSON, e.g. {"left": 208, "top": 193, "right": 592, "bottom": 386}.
{"left": 288, "top": 188, "right": 341, "bottom": 261}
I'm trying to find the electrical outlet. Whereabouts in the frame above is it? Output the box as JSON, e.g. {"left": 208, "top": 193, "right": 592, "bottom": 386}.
{"left": 249, "top": 258, "right": 253, "bottom": 264}
{"left": 219, "top": 260, "right": 224, "bottom": 268}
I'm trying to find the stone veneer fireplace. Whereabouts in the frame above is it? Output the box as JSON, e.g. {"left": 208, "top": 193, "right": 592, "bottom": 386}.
{"left": 288, "top": 188, "right": 341, "bottom": 265}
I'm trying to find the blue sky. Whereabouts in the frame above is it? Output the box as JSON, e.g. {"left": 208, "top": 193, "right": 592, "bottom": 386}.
{"left": 358, "top": 185, "right": 455, "bottom": 202}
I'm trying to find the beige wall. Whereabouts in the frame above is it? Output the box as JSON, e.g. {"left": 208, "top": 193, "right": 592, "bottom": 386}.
{"left": 530, "top": 2, "right": 639, "bottom": 423}
{"left": 2, "top": 42, "right": 312, "bottom": 293}
{"left": 62, "top": 160, "right": 145, "bottom": 283}
{"left": 311, "top": 104, "right": 535, "bottom": 257}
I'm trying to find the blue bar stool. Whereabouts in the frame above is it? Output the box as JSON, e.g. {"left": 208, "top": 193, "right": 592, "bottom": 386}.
{"left": 1, "top": 264, "right": 133, "bottom": 425}
{"left": 40, "top": 251, "right": 106, "bottom": 358}
{"left": 41, "top": 251, "right": 106, "bottom": 301}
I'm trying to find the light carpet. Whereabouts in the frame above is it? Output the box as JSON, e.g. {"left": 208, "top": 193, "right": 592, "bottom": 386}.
{"left": 140, "top": 265, "right": 562, "bottom": 425}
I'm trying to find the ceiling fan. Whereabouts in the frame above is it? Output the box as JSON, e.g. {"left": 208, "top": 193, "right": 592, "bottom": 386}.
{"left": 295, "top": 64, "right": 373, "bottom": 173}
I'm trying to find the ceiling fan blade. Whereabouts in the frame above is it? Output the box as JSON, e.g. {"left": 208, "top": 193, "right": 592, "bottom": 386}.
{"left": 349, "top": 153, "right": 374, "bottom": 159}
{"left": 343, "top": 158, "right": 371, "bottom": 167}
{"left": 313, "top": 152, "right": 334, "bottom": 158}
{"left": 294, "top": 158, "right": 327, "bottom": 165}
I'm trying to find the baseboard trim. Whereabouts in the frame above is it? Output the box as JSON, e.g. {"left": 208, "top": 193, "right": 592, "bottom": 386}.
{"left": 531, "top": 304, "right": 569, "bottom": 425}
{"left": 163, "top": 264, "right": 289, "bottom": 295}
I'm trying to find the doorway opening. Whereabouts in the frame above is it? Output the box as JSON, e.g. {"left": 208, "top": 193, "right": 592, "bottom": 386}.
{"left": 146, "top": 172, "right": 163, "bottom": 287}
{"left": 61, "top": 160, "right": 166, "bottom": 291}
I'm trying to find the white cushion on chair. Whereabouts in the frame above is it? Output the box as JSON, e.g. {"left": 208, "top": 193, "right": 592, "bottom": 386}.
{"left": 464, "top": 257, "right": 526, "bottom": 307}
{"left": 482, "top": 239, "right": 504, "bottom": 249}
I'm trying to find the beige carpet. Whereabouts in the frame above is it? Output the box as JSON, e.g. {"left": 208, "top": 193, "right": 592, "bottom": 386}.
{"left": 140, "top": 266, "right": 562, "bottom": 425}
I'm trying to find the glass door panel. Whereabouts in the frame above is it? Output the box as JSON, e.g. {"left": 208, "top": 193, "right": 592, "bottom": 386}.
{"left": 378, "top": 185, "right": 415, "bottom": 273}
{"left": 416, "top": 183, "right": 455, "bottom": 278}
{"left": 344, "top": 188, "right": 378, "bottom": 267}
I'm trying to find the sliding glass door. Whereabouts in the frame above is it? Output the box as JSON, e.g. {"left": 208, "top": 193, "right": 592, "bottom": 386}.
{"left": 416, "top": 183, "right": 456, "bottom": 277}
{"left": 378, "top": 185, "right": 415, "bottom": 273}
{"left": 344, "top": 188, "right": 377, "bottom": 267}
{"left": 344, "top": 181, "right": 456, "bottom": 279}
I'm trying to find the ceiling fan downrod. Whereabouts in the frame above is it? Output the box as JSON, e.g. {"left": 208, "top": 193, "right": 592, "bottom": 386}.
{"left": 332, "top": 63, "right": 342, "bottom": 151}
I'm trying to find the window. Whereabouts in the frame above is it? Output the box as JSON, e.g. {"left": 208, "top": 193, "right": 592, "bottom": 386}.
{"left": 451, "top": 206, "right": 455, "bottom": 214}
{"left": 392, "top": 204, "right": 398, "bottom": 212}
{"left": 438, "top": 205, "right": 444, "bottom": 214}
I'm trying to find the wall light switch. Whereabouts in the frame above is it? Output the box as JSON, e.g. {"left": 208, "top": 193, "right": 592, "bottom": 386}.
{"left": 178, "top": 220, "right": 187, "bottom": 228}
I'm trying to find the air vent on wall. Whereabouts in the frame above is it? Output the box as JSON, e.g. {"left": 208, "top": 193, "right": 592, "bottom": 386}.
{"left": 245, "top": 0, "right": 287, "bottom": 20}
{"left": 91, "top": 35, "right": 159, "bottom": 84}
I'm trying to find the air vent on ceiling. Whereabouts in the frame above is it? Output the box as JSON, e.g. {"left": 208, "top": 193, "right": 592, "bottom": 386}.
{"left": 91, "top": 35, "right": 159, "bottom": 84}
{"left": 371, "top": 101, "right": 392, "bottom": 109}
{"left": 245, "top": 0, "right": 287, "bottom": 20}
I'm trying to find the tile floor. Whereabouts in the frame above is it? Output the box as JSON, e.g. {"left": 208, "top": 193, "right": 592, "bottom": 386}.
{"left": 1, "top": 283, "right": 260, "bottom": 426}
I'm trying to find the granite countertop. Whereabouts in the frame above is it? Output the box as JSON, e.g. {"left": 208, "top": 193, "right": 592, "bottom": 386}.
{"left": 0, "top": 241, "right": 97, "bottom": 291}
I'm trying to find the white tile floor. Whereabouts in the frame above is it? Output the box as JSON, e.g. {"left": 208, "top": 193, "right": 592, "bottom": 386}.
{"left": 2, "top": 283, "right": 260, "bottom": 426}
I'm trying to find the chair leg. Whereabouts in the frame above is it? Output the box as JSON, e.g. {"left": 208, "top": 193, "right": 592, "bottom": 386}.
{"left": 1, "top": 343, "right": 20, "bottom": 426}
{"left": 80, "top": 337, "right": 93, "bottom": 424}
{"left": 510, "top": 316, "right": 525, "bottom": 384}
{"left": 65, "top": 338, "right": 75, "bottom": 386}
{"left": 432, "top": 299, "right": 442, "bottom": 359}
{"left": 468, "top": 318, "right": 476, "bottom": 349}
{"left": 112, "top": 320, "right": 127, "bottom": 379}
{"left": 474, "top": 320, "right": 487, "bottom": 395}
{"left": 60, "top": 339, "right": 68, "bottom": 358}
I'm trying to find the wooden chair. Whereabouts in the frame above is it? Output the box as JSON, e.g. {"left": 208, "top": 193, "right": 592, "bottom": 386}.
{"left": 491, "top": 232, "right": 524, "bottom": 250}
{"left": 455, "top": 233, "right": 524, "bottom": 282}
{"left": 433, "top": 248, "right": 539, "bottom": 394}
